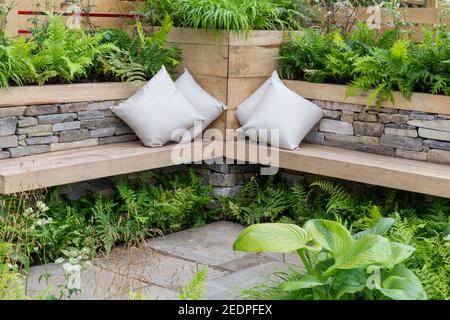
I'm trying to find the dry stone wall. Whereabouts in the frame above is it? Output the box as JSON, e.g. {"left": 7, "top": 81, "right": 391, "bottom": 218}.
{"left": 0, "top": 100, "right": 137, "bottom": 159}
{"left": 305, "top": 100, "right": 450, "bottom": 166}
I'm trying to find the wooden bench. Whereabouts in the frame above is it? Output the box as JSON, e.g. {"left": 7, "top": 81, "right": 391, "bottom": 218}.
{"left": 230, "top": 141, "right": 450, "bottom": 198}
{"left": 0, "top": 140, "right": 223, "bottom": 194}
{"left": 1, "top": 138, "right": 450, "bottom": 197}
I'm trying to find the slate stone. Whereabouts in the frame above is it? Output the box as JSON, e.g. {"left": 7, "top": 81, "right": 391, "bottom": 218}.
{"left": 38, "top": 113, "right": 77, "bottom": 124}
{"left": 380, "top": 135, "right": 423, "bottom": 151}
{"left": 0, "top": 117, "right": 17, "bottom": 136}
{"left": 319, "top": 119, "right": 353, "bottom": 135}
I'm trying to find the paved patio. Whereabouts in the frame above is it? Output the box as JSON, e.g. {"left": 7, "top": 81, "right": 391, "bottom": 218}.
{"left": 26, "top": 221, "right": 303, "bottom": 300}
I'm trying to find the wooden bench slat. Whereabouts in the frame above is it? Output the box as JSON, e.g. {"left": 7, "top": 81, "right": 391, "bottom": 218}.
{"left": 231, "top": 141, "right": 450, "bottom": 198}
{"left": 0, "top": 141, "right": 223, "bottom": 194}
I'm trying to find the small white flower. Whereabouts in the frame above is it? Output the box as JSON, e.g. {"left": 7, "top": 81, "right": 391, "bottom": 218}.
{"left": 36, "top": 201, "right": 49, "bottom": 213}
{"left": 62, "top": 263, "right": 82, "bottom": 291}
{"left": 24, "top": 207, "right": 34, "bottom": 214}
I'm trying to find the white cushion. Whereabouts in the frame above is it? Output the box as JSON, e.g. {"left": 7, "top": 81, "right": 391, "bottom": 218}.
{"left": 235, "top": 71, "right": 282, "bottom": 125}
{"left": 173, "top": 69, "right": 226, "bottom": 142}
{"left": 238, "top": 80, "right": 323, "bottom": 150}
{"left": 111, "top": 66, "right": 205, "bottom": 147}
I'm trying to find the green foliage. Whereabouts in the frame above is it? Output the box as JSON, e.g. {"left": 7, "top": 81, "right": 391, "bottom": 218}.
{"left": 0, "top": 243, "right": 26, "bottom": 300}
{"left": 234, "top": 219, "right": 427, "bottom": 300}
{"left": 31, "top": 15, "right": 117, "bottom": 85}
{"left": 0, "top": 15, "right": 180, "bottom": 87}
{"left": 1, "top": 169, "right": 448, "bottom": 300}
{"left": 178, "top": 265, "right": 208, "bottom": 300}
{"left": 138, "top": 0, "right": 311, "bottom": 32}
{"left": 0, "top": 169, "right": 218, "bottom": 267}
{"left": 98, "top": 28, "right": 134, "bottom": 51}
{"left": 98, "top": 16, "right": 180, "bottom": 82}
{"left": 226, "top": 175, "right": 449, "bottom": 299}
{"left": 0, "top": 37, "right": 36, "bottom": 87}
{"left": 279, "top": 23, "right": 450, "bottom": 108}
{"left": 222, "top": 177, "right": 291, "bottom": 225}
{"left": 133, "top": 17, "right": 181, "bottom": 77}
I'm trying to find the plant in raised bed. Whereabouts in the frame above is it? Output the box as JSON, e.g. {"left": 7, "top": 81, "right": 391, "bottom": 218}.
{"left": 136, "top": 0, "right": 312, "bottom": 32}
{"left": 0, "top": 14, "right": 180, "bottom": 88}
{"left": 98, "top": 16, "right": 181, "bottom": 82}
{"left": 279, "top": 22, "right": 450, "bottom": 108}
{"left": 31, "top": 14, "right": 117, "bottom": 85}
{"left": 234, "top": 219, "right": 427, "bottom": 300}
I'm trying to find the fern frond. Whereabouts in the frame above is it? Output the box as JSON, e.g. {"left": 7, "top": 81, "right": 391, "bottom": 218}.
{"left": 178, "top": 265, "right": 208, "bottom": 300}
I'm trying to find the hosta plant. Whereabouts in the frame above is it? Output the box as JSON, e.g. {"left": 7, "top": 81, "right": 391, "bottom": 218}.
{"left": 233, "top": 218, "right": 427, "bottom": 300}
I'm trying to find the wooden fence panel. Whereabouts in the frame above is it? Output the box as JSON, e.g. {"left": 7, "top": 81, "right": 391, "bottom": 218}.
{"left": 5, "top": 0, "right": 139, "bottom": 35}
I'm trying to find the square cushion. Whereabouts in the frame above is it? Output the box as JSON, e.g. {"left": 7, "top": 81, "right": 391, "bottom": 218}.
{"left": 238, "top": 80, "right": 323, "bottom": 150}
{"left": 173, "top": 69, "right": 226, "bottom": 142}
{"left": 111, "top": 66, "right": 205, "bottom": 147}
{"left": 235, "top": 71, "right": 282, "bottom": 126}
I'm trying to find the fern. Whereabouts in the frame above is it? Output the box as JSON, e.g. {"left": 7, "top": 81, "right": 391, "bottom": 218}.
{"left": 31, "top": 14, "right": 117, "bottom": 84}
{"left": 288, "top": 183, "right": 313, "bottom": 224}
{"left": 280, "top": 24, "right": 450, "bottom": 108}
{"left": 91, "top": 197, "right": 120, "bottom": 255}
{"left": 310, "top": 180, "right": 357, "bottom": 220}
{"left": 134, "top": 17, "right": 181, "bottom": 77}
{"left": 178, "top": 265, "right": 208, "bottom": 300}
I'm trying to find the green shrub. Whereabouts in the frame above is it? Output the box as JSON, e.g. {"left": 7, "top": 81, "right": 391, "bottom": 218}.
{"left": 0, "top": 15, "right": 180, "bottom": 87}
{"left": 224, "top": 175, "right": 450, "bottom": 299}
{"left": 234, "top": 219, "right": 427, "bottom": 300}
{"left": 31, "top": 15, "right": 117, "bottom": 85}
{"left": 0, "top": 169, "right": 218, "bottom": 265}
{"left": 279, "top": 23, "right": 450, "bottom": 108}
{"left": 137, "top": 0, "right": 311, "bottom": 32}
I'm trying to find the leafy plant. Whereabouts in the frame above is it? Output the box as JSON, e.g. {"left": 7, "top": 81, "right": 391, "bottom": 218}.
{"left": 178, "top": 265, "right": 209, "bottom": 300}
{"left": 279, "top": 23, "right": 450, "bottom": 108}
{"left": 31, "top": 14, "right": 117, "bottom": 85}
{"left": 226, "top": 175, "right": 449, "bottom": 299}
{"left": 137, "top": 0, "right": 312, "bottom": 32}
{"left": 234, "top": 219, "right": 427, "bottom": 300}
{"left": 0, "top": 37, "right": 36, "bottom": 88}
{"left": 98, "top": 17, "right": 180, "bottom": 82}
{"left": 0, "top": 14, "right": 180, "bottom": 87}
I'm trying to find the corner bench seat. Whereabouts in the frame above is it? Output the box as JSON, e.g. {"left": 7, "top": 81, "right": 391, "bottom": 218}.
{"left": 1, "top": 140, "right": 450, "bottom": 198}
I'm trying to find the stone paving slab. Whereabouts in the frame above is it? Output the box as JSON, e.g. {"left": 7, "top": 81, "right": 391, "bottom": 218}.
{"left": 26, "top": 263, "right": 148, "bottom": 300}
{"left": 95, "top": 245, "right": 229, "bottom": 291}
{"left": 145, "top": 221, "right": 251, "bottom": 266}
{"left": 204, "top": 261, "right": 297, "bottom": 300}
{"left": 27, "top": 221, "right": 304, "bottom": 300}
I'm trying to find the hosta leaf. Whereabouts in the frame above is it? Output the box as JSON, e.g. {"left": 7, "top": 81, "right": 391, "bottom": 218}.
{"left": 233, "top": 223, "right": 310, "bottom": 253}
{"left": 326, "top": 234, "right": 392, "bottom": 274}
{"left": 389, "top": 242, "right": 415, "bottom": 266}
{"left": 331, "top": 269, "right": 368, "bottom": 299}
{"left": 280, "top": 274, "right": 330, "bottom": 291}
{"left": 353, "top": 217, "right": 396, "bottom": 239}
{"left": 304, "top": 219, "right": 352, "bottom": 256}
{"left": 379, "top": 265, "right": 427, "bottom": 300}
